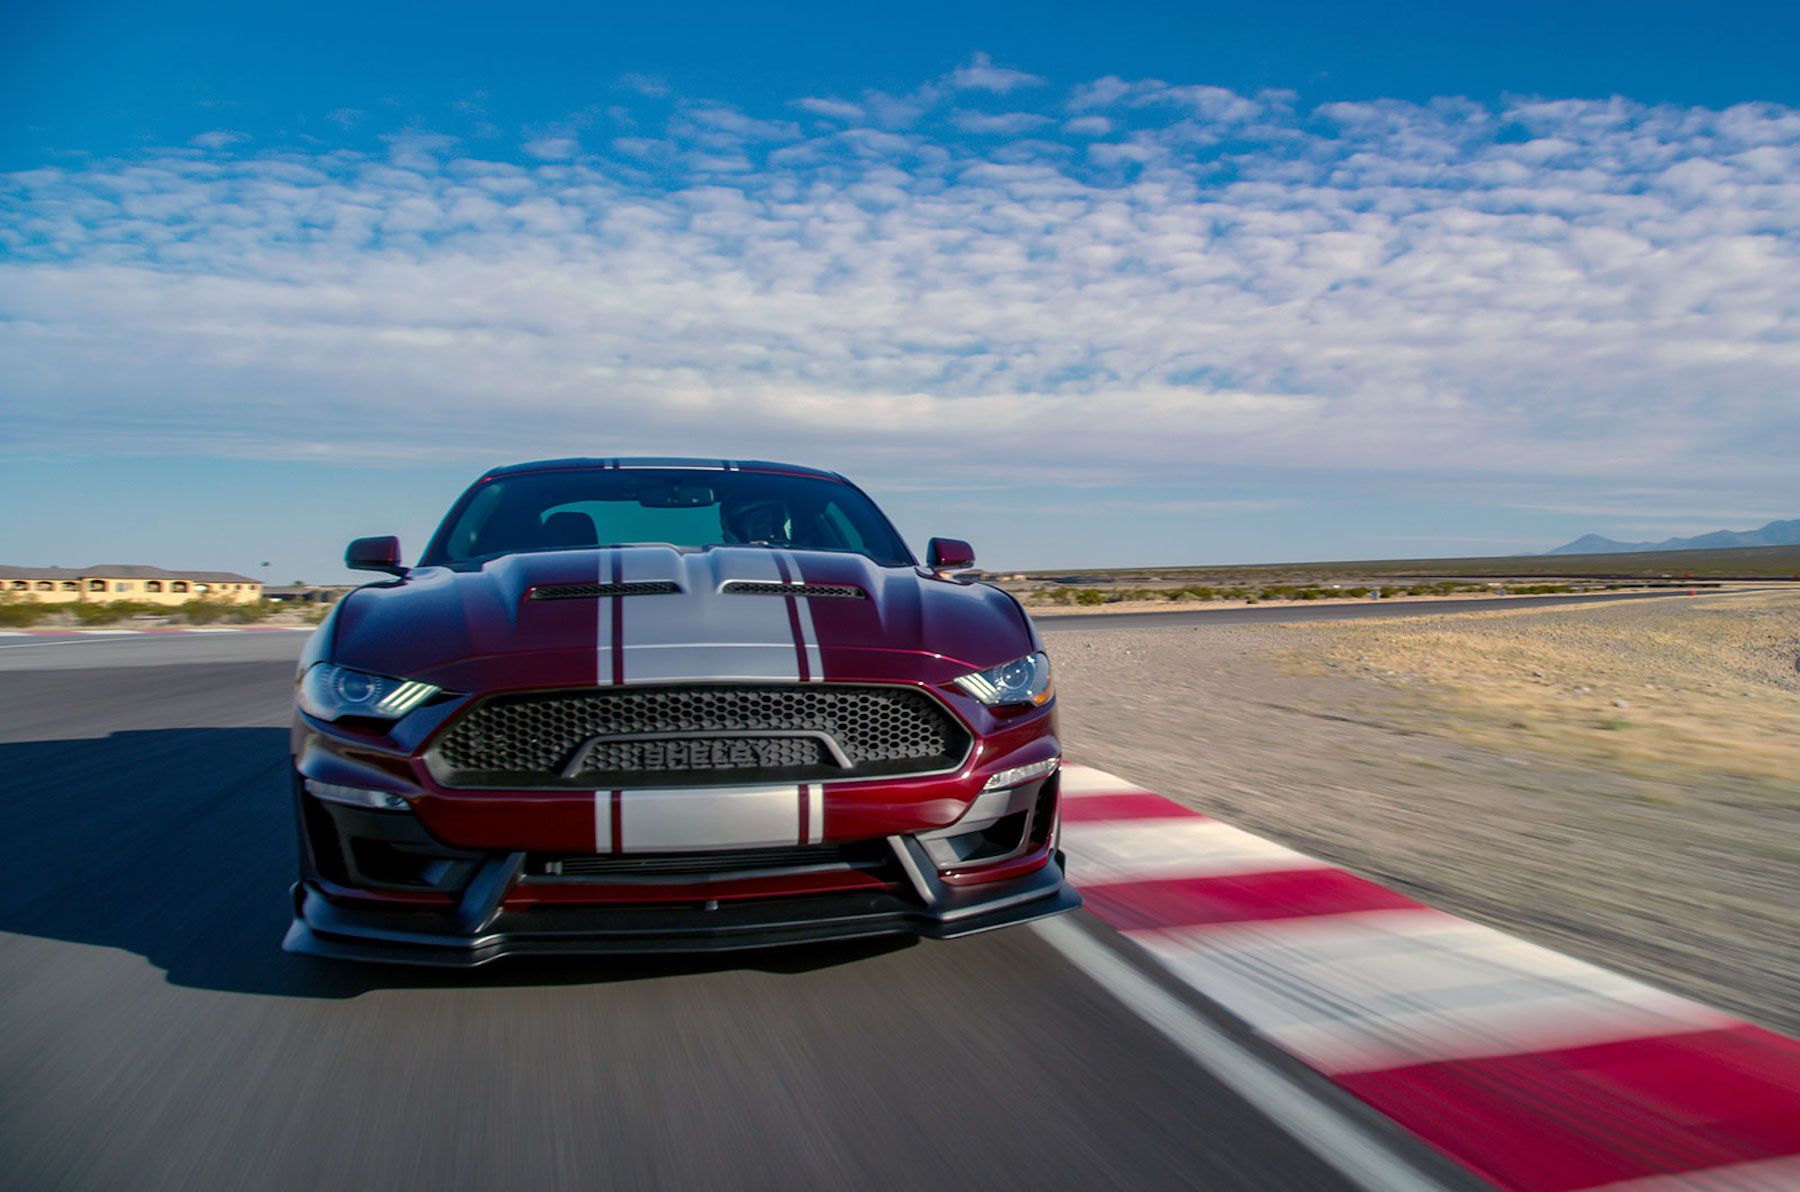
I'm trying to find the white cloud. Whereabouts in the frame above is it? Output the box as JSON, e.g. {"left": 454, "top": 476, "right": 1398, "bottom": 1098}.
{"left": 952, "top": 110, "right": 1050, "bottom": 135}
{"left": 949, "top": 52, "right": 1045, "bottom": 94}
{"left": 522, "top": 136, "right": 579, "bottom": 159}
{"left": 189, "top": 130, "right": 248, "bottom": 150}
{"left": 0, "top": 80, "right": 1795, "bottom": 512}
{"left": 1069, "top": 76, "right": 1266, "bottom": 124}
{"left": 679, "top": 106, "right": 800, "bottom": 143}
{"left": 794, "top": 97, "right": 866, "bottom": 123}
{"left": 616, "top": 73, "right": 670, "bottom": 97}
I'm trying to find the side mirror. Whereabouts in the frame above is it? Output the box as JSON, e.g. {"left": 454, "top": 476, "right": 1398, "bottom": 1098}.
{"left": 926, "top": 537, "right": 976, "bottom": 573}
{"left": 346, "top": 535, "right": 407, "bottom": 577}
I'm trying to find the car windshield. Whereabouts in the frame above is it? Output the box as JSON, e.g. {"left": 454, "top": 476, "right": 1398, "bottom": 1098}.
{"left": 423, "top": 468, "right": 914, "bottom": 567}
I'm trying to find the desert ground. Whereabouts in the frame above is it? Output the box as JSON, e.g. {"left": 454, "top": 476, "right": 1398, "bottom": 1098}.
{"left": 1048, "top": 588, "right": 1800, "bottom": 1036}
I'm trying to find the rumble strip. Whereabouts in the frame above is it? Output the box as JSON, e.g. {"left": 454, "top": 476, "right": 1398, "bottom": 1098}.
{"left": 1051, "top": 765, "right": 1800, "bottom": 1192}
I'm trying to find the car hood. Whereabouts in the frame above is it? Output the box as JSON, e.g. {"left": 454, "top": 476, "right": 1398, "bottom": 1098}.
{"left": 329, "top": 545, "right": 1038, "bottom": 691}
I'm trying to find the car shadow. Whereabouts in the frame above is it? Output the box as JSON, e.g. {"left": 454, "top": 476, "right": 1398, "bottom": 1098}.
{"left": 0, "top": 728, "right": 912, "bottom": 999}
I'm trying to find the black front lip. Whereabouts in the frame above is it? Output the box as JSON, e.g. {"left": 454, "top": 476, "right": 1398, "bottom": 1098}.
{"left": 283, "top": 854, "right": 1081, "bottom": 967}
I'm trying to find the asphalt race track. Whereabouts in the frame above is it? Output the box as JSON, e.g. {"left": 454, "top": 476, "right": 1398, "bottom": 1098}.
{"left": 0, "top": 638, "right": 1497, "bottom": 1191}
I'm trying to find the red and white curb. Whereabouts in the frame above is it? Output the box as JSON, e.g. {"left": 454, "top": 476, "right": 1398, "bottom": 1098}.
{"left": 1051, "top": 764, "right": 1800, "bottom": 1191}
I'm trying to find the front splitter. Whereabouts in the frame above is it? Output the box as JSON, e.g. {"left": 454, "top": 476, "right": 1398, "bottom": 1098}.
{"left": 284, "top": 856, "right": 1081, "bottom": 967}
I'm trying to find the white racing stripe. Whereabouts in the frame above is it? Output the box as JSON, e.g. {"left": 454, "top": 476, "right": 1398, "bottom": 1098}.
{"left": 596, "top": 546, "right": 616, "bottom": 683}
{"left": 582, "top": 546, "right": 830, "bottom": 852}
{"left": 778, "top": 549, "right": 825, "bottom": 681}
{"left": 614, "top": 785, "right": 808, "bottom": 852}
{"left": 1130, "top": 909, "right": 1739, "bottom": 1074}
{"left": 615, "top": 547, "right": 805, "bottom": 683}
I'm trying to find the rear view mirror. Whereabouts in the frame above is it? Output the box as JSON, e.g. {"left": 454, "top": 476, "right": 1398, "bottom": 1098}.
{"left": 927, "top": 537, "right": 976, "bottom": 572}
{"left": 346, "top": 535, "right": 408, "bottom": 577}
{"left": 637, "top": 483, "right": 717, "bottom": 508}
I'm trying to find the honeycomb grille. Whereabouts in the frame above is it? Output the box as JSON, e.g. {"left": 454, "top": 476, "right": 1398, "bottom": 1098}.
{"left": 719, "top": 581, "right": 865, "bottom": 599}
{"left": 431, "top": 685, "right": 969, "bottom": 788}
{"left": 529, "top": 581, "right": 681, "bottom": 600}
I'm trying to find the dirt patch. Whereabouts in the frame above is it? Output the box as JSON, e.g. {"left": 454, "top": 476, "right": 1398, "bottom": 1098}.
{"left": 1045, "top": 589, "right": 1800, "bottom": 1036}
{"left": 1289, "top": 590, "right": 1800, "bottom": 793}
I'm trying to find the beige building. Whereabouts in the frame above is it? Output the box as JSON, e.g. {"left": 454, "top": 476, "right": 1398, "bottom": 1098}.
{"left": 0, "top": 564, "right": 264, "bottom": 606}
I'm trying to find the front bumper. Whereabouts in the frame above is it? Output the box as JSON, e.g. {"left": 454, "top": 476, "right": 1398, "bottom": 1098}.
{"left": 288, "top": 674, "right": 1074, "bottom": 966}
{"left": 284, "top": 847, "right": 1080, "bottom": 966}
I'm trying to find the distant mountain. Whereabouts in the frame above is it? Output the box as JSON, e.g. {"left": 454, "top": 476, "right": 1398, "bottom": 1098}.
{"left": 1545, "top": 518, "right": 1800, "bottom": 555}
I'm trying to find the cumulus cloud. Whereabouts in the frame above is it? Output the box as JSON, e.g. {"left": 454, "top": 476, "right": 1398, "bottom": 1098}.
{"left": 189, "top": 129, "right": 249, "bottom": 150}
{"left": 0, "top": 75, "right": 1795, "bottom": 508}
{"left": 522, "top": 135, "right": 579, "bottom": 159}
{"left": 949, "top": 52, "right": 1046, "bottom": 94}
{"left": 794, "top": 97, "right": 865, "bottom": 123}
{"left": 1062, "top": 115, "right": 1113, "bottom": 136}
{"left": 1068, "top": 76, "right": 1273, "bottom": 125}
{"left": 616, "top": 73, "right": 670, "bottom": 97}
{"left": 952, "top": 110, "right": 1050, "bottom": 135}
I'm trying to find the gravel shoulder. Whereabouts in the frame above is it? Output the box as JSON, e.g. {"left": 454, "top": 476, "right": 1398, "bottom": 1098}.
{"left": 1046, "top": 589, "right": 1800, "bottom": 1037}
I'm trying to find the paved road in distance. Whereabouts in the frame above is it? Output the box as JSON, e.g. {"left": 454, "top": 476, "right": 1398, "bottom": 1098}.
{"left": 1035, "top": 586, "right": 1702, "bottom": 631}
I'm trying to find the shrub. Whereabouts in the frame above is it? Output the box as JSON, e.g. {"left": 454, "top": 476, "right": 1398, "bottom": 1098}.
{"left": 222, "top": 600, "right": 276, "bottom": 623}
{"left": 178, "top": 598, "right": 230, "bottom": 624}
{"left": 0, "top": 596, "right": 51, "bottom": 627}
{"left": 1258, "top": 584, "right": 1332, "bottom": 601}
{"left": 1074, "top": 589, "right": 1107, "bottom": 606}
{"left": 72, "top": 600, "right": 163, "bottom": 624}
{"left": 175, "top": 598, "right": 274, "bottom": 624}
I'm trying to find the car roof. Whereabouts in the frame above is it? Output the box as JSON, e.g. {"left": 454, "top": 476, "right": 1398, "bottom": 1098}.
{"left": 480, "top": 457, "right": 846, "bottom": 482}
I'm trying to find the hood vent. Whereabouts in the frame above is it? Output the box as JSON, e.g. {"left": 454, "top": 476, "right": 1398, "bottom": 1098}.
{"left": 529, "top": 581, "right": 681, "bottom": 601}
{"left": 720, "top": 580, "right": 866, "bottom": 600}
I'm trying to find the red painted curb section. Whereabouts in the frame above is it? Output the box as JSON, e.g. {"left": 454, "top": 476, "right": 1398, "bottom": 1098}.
{"left": 1057, "top": 765, "right": 1800, "bottom": 1191}
{"left": 1082, "top": 868, "right": 1421, "bottom": 930}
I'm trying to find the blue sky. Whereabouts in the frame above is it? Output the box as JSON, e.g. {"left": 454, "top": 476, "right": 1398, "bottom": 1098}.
{"left": 3, "top": 1, "right": 1797, "bottom": 580}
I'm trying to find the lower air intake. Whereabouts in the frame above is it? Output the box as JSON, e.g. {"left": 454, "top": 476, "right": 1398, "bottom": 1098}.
{"left": 532, "top": 840, "right": 895, "bottom": 879}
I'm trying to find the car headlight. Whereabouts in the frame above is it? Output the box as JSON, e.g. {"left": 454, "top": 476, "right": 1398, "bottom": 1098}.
{"left": 953, "top": 651, "right": 1053, "bottom": 706}
{"left": 298, "top": 663, "right": 440, "bottom": 721}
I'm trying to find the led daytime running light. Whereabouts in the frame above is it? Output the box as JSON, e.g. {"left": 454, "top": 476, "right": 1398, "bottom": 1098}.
{"left": 375, "top": 680, "right": 438, "bottom": 717}
{"left": 982, "top": 756, "right": 1060, "bottom": 791}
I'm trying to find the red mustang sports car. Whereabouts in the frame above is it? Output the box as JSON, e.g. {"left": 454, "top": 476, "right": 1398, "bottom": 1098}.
{"left": 284, "top": 458, "right": 1079, "bottom": 964}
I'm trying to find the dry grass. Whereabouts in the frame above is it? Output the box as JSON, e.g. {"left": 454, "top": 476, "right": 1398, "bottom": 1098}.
{"left": 1291, "top": 590, "right": 1800, "bottom": 795}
